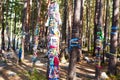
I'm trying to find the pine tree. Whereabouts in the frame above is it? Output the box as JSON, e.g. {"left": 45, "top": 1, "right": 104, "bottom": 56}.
{"left": 108, "top": 0, "right": 119, "bottom": 75}
{"left": 68, "top": 0, "right": 81, "bottom": 79}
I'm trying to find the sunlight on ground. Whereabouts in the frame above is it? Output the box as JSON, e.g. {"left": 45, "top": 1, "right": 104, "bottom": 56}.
{"left": 0, "top": 76, "right": 4, "bottom": 80}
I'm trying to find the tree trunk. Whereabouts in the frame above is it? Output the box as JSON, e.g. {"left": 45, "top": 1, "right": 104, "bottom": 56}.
{"left": 33, "top": 0, "right": 41, "bottom": 59}
{"left": 8, "top": 36, "right": 10, "bottom": 50}
{"left": 21, "top": 0, "right": 27, "bottom": 60}
{"left": 0, "top": 0, "right": 2, "bottom": 49}
{"left": 86, "top": 0, "right": 90, "bottom": 51}
{"left": 37, "top": 0, "right": 41, "bottom": 25}
{"left": 0, "top": 1, "right": 1, "bottom": 23}
{"left": 62, "top": 0, "right": 67, "bottom": 42}
{"left": 30, "top": 0, "right": 35, "bottom": 52}
{"left": 94, "top": 0, "right": 103, "bottom": 79}
{"left": 67, "top": 0, "right": 73, "bottom": 47}
{"left": 37, "top": 0, "right": 41, "bottom": 46}
{"left": 103, "top": 0, "right": 109, "bottom": 63}
{"left": 77, "top": 0, "right": 83, "bottom": 62}
{"left": 46, "top": 1, "right": 61, "bottom": 79}
{"left": 25, "top": 0, "right": 30, "bottom": 52}
{"left": 13, "top": 8, "right": 16, "bottom": 51}
{"left": 5, "top": 0, "right": 9, "bottom": 50}
{"left": 60, "top": 0, "right": 68, "bottom": 63}
{"left": 6, "top": 23, "right": 10, "bottom": 51}
{"left": 6, "top": 12, "right": 10, "bottom": 51}
{"left": 108, "top": 0, "right": 119, "bottom": 75}
{"left": 118, "top": 32, "right": 120, "bottom": 53}
{"left": 1, "top": 2, "right": 5, "bottom": 50}
{"left": 93, "top": 0, "right": 98, "bottom": 56}
{"left": 68, "top": 48, "right": 77, "bottom": 80}
{"left": 68, "top": 0, "right": 81, "bottom": 79}
{"left": 10, "top": 3, "right": 13, "bottom": 48}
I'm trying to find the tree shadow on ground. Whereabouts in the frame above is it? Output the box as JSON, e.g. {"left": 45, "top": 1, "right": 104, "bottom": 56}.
{"left": 0, "top": 55, "right": 47, "bottom": 80}
{"left": 77, "top": 67, "right": 95, "bottom": 74}
{"left": 60, "top": 66, "right": 68, "bottom": 79}
{"left": 76, "top": 72, "right": 95, "bottom": 79}
{"left": 76, "top": 61, "right": 95, "bottom": 79}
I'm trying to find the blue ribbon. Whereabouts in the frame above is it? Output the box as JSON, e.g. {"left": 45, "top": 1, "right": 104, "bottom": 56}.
{"left": 111, "top": 26, "right": 119, "bottom": 30}
{"left": 18, "top": 48, "right": 22, "bottom": 59}
{"left": 111, "top": 32, "right": 117, "bottom": 35}
{"left": 49, "top": 78, "right": 59, "bottom": 80}
{"left": 68, "top": 38, "right": 81, "bottom": 52}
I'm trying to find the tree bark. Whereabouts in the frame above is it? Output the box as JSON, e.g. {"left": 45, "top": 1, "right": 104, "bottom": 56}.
{"left": 37, "top": 0, "right": 41, "bottom": 46}
{"left": 68, "top": 0, "right": 81, "bottom": 79}
{"left": 86, "top": 0, "right": 90, "bottom": 51}
{"left": 67, "top": 0, "right": 73, "bottom": 47}
{"left": 77, "top": 0, "right": 83, "bottom": 62}
{"left": 5, "top": 0, "right": 9, "bottom": 50}
{"left": 25, "top": 0, "right": 30, "bottom": 52}
{"left": 0, "top": 0, "right": 2, "bottom": 49}
{"left": 1, "top": 2, "right": 5, "bottom": 50}
{"left": 94, "top": 0, "right": 103, "bottom": 79}
{"left": 103, "top": 0, "right": 109, "bottom": 63}
{"left": 0, "top": 1, "right": 1, "bottom": 23}
{"left": 60, "top": 0, "right": 68, "bottom": 63}
{"left": 10, "top": 2, "right": 13, "bottom": 49}
{"left": 30, "top": 1, "right": 35, "bottom": 52}
{"left": 108, "top": 0, "right": 119, "bottom": 75}
{"left": 13, "top": 8, "right": 16, "bottom": 51}
{"left": 62, "top": 0, "right": 67, "bottom": 42}
{"left": 68, "top": 48, "right": 77, "bottom": 80}
{"left": 93, "top": 0, "right": 98, "bottom": 56}
{"left": 21, "top": 0, "right": 27, "bottom": 60}
{"left": 5, "top": 1, "right": 10, "bottom": 51}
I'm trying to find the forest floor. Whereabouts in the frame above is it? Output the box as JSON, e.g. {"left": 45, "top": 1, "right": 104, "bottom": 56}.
{"left": 0, "top": 48, "right": 111, "bottom": 80}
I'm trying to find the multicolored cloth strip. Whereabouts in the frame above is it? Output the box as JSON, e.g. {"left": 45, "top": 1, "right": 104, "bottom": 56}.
{"left": 45, "top": 1, "right": 61, "bottom": 80}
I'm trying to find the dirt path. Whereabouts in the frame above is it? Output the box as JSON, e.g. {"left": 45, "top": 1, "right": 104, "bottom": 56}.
{"left": 0, "top": 51, "right": 96, "bottom": 80}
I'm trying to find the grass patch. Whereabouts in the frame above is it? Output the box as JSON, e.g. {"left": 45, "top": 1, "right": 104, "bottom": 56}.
{"left": 25, "top": 68, "right": 46, "bottom": 80}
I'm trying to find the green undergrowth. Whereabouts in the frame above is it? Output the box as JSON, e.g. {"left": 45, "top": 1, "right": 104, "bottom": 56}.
{"left": 25, "top": 68, "right": 46, "bottom": 80}
{"left": 109, "top": 74, "right": 120, "bottom": 80}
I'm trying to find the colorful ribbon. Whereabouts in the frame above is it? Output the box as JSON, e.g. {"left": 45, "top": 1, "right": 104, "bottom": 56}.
{"left": 45, "top": 1, "right": 61, "bottom": 79}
